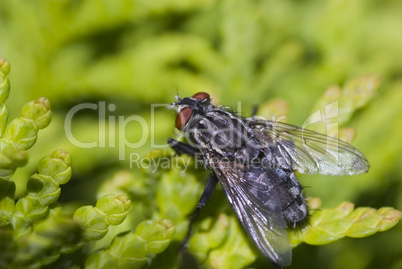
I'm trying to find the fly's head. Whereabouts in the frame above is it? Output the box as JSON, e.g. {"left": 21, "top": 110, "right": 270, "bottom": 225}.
{"left": 169, "top": 92, "right": 212, "bottom": 131}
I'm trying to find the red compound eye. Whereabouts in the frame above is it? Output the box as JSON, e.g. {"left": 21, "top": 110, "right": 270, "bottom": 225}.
{"left": 192, "top": 92, "right": 210, "bottom": 101}
{"left": 175, "top": 107, "right": 193, "bottom": 130}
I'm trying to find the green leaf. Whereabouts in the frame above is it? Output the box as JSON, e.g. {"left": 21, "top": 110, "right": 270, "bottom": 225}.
{"left": 0, "top": 177, "right": 16, "bottom": 226}
{"left": 0, "top": 58, "right": 11, "bottom": 76}
{"left": 96, "top": 194, "right": 131, "bottom": 226}
{"left": 189, "top": 214, "right": 257, "bottom": 269}
{"left": 0, "top": 97, "right": 52, "bottom": 151}
{"left": 74, "top": 194, "right": 131, "bottom": 241}
{"left": 85, "top": 219, "right": 175, "bottom": 269}
{"left": 289, "top": 199, "right": 402, "bottom": 247}
{"left": 305, "top": 75, "right": 381, "bottom": 136}
{"left": 0, "top": 58, "right": 10, "bottom": 106}
{"left": 0, "top": 147, "right": 28, "bottom": 177}
{"left": 156, "top": 166, "right": 202, "bottom": 240}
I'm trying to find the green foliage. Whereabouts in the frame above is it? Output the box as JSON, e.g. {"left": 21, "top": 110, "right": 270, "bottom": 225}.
{"left": 12, "top": 150, "right": 72, "bottom": 238}
{"left": 189, "top": 214, "right": 257, "bottom": 269}
{"left": 289, "top": 198, "right": 402, "bottom": 247}
{"left": 305, "top": 75, "right": 381, "bottom": 138}
{"left": 1, "top": 1, "right": 402, "bottom": 268}
{"left": 74, "top": 194, "right": 131, "bottom": 240}
{"left": 188, "top": 205, "right": 401, "bottom": 269}
{"left": 0, "top": 59, "right": 173, "bottom": 269}
{"left": 85, "top": 219, "right": 175, "bottom": 269}
{"left": 156, "top": 167, "right": 202, "bottom": 240}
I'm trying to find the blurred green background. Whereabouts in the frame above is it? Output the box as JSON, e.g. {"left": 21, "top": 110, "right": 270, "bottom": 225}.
{"left": 1, "top": 0, "right": 402, "bottom": 268}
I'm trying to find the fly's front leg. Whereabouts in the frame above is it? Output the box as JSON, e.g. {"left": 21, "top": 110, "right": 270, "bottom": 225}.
{"left": 168, "top": 138, "right": 216, "bottom": 249}
{"left": 168, "top": 138, "right": 206, "bottom": 167}
{"left": 168, "top": 138, "right": 199, "bottom": 157}
{"left": 179, "top": 172, "right": 218, "bottom": 250}
{"left": 251, "top": 105, "right": 259, "bottom": 117}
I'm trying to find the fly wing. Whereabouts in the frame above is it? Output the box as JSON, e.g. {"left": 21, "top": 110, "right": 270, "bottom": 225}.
{"left": 212, "top": 159, "right": 292, "bottom": 267}
{"left": 247, "top": 119, "right": 370, "bottom": 176}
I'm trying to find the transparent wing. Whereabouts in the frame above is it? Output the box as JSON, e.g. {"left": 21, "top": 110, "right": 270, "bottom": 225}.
{"left": 212, "top": 160, "right": 292, "bottom": 267}
{"left": 248, "top": 119, "right": 370, "bottom": 176}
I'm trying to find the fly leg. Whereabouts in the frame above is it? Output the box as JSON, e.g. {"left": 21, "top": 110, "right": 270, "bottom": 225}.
{"left": 168, "top": 138, "right": 218, "bottom": 249}
{"left": 251, "top": 105, "right": 259, "bottom": 117}
{"left": 271, "top": 262, "right": 283, "bottom": 269}
{"left": 168, "top": 138, "right": 207, "bottom": 167}
{"left": 179, "top": 172, "right": 218, "bottom": 250}
{"left": 168, "top": 138, "right": 199, "bottom": 156}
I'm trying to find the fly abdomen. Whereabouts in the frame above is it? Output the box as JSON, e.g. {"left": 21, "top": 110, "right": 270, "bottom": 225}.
{"left": 282, "top": 191, "right": 307, "bottom": 226}
{"left": 273, "top": 169, "right": 308, "bottom": 225}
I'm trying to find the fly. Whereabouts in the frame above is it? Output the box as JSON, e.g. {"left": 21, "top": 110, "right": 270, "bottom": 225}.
{"left": 168, "top": 92, "right": 369, "bottom": 268}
